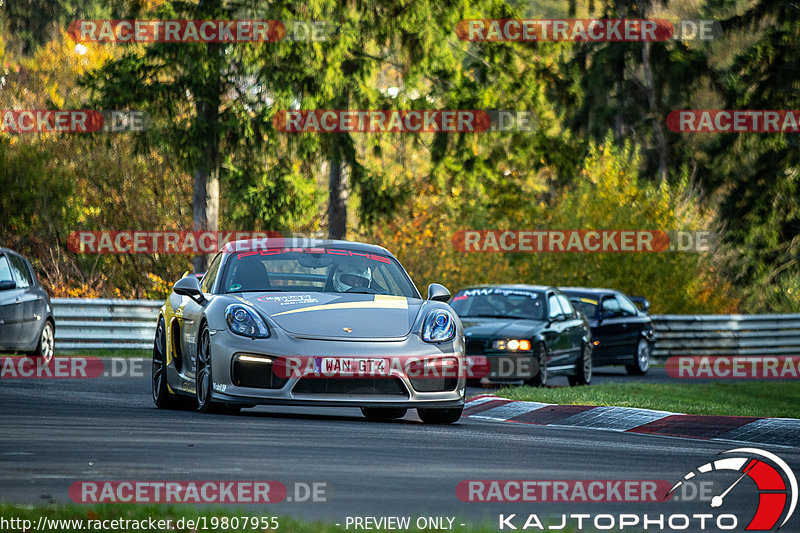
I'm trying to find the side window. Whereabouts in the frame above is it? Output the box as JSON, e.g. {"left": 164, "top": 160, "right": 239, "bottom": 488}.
{"left": 618, "top": 295, "right": 639, "bottom": 317}
{"left": 548, "top": 293, "right": 563, "bottom": 319}
{"left": 570, "top": 298, "right": 598, "bottom": 319}
{"left": 556, "top": 294, "right": 575, "bottom": 318}
{"left": 24, "top": 257, "right": 39, "bottom": 287}
{"left": 201, "top": 253, "right": 223, "bottom": 293}
{"left": 7, "top": 254, "right": 32, "bottom": 288}
{"left": 0, "top": 255, "right": 12, "bottom": 283}
{"left": 601, "top": 296, "right": 621, "bottom": 317}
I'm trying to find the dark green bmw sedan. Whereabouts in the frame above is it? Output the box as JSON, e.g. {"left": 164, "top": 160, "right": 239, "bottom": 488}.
{"left": 450, "top": 285, "right": 592, "bottom": 387}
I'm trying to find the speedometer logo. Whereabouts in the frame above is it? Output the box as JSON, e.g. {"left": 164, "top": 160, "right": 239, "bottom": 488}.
{"left": 669, "top": 448, "right": 797, "bottom": 530}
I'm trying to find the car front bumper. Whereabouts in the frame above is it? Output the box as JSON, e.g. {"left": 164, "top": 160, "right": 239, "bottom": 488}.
{"left": 206, "top": 328, "right": 466, "bottom": 408}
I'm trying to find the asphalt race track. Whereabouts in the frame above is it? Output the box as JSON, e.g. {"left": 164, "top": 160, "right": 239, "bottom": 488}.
{"left": 2, "top": 366, "right": 799, "bottom": 530}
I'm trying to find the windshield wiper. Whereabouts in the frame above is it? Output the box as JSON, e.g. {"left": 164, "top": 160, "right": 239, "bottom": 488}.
{"left": 462, "top": 314, "right": 520, "bottom": 319}
{"left": 341, "top": 290, "right": 377, "bottom": 295}
{"left": 227, "top": 289, "right": 286, "bottom": 293}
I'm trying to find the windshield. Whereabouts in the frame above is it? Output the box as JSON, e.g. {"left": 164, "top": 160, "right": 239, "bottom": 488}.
{"left": 220, "top": 247, "right": 418, "bottom": 298}
{"left": 450, "top": 287, "right": 546, "bottom": 320}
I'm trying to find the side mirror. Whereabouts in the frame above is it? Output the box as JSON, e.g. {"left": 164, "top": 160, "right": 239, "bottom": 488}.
{"left": 427, "top": 283, "right": 451, "bottom": 302}
{"left": 629, "top": 296, "right": 650, "bottom": 313}
{"left": 173, "top": 275, "right": 205, "bottom": 304}
{"left": 0, "top": 280, "right": 16, "bottom": 291}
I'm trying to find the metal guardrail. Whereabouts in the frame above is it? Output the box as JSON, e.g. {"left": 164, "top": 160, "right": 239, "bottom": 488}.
{"left": 651, "top": 314, "right": 800, "bottom": 358}
{"left": 53, "top": 298, "right": 161, "bottom": 350}
{"left": 53, "top": 299, "right": 800, "bottom": 357}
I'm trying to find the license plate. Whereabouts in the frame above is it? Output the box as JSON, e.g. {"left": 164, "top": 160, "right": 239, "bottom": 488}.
{"left": 315, "top": 357, "right": 388, "bottom": 376}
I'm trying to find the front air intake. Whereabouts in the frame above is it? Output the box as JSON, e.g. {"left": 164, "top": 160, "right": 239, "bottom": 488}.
{"left": 292, "top": 377, "right": 409, "bottom": 397}
{"left": 231, "top": 354, "right": 288, "bottom": 389}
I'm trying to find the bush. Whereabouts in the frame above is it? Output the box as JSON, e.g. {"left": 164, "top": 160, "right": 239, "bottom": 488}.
{"left": 375, "top": 135, "right": 739, "bottom": 314}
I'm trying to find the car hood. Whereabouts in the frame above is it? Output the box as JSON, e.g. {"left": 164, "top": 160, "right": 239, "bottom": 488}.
{"left": 460, "top": 317, "right": 546, "bottom": 338}
{"left": 240, "top": 292, "right": 424, "bottom": 339}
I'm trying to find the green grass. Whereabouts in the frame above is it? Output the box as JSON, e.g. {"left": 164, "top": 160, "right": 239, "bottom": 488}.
{"left": 492, "top": 382, "right": 800, "bottom": 418}
{"left": 0, "top": 504, "right": 578, "bottom": 533}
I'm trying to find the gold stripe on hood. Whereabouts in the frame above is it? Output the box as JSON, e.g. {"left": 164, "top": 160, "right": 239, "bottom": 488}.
{"left": 270, "top": 295, "right": 408, "bottom": 316}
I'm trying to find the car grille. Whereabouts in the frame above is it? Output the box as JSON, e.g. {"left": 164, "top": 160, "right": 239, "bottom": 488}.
{"left": 292, "top": 377, "right": 409, "bottom": 397}
{"left": 231, "top": 356, "right": 288, "bottom": 389}
{"left": 466, "top": 339, "right": 488, "bottom": 355}
{"left": 408, "top": 375, "right": 459, "bottom": 392}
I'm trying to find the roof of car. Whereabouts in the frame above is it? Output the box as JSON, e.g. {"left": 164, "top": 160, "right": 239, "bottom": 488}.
{"left": 559, "top": 287, "right": 617, "bottom": 295}
{"left": 458, "top": 284, "right": 554, "bottom": 292}
{"left": 223, "top": 238, "right": 394, "bottom": 257}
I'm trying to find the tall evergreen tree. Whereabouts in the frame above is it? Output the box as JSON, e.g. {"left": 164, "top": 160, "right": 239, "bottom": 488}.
{"left": 564, "top": 0, "right": 707, "bottom": 184}
{"left": 705, "top": 0, "right": 800, "bottom": 310}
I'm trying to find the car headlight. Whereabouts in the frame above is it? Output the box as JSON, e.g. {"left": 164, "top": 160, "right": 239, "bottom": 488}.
{"left": 225, "top": 304, "right": 270, "bottom": 338}
{"left": 493, "top": 339, "right": 531, "bottom": 351}
{"left": 422, "top": 309, "right": 456, "bottom": 343}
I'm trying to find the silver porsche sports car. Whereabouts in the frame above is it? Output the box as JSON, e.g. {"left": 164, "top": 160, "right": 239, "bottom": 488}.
{"left": 152, "top": 238, "right": 465, "bottom": 423}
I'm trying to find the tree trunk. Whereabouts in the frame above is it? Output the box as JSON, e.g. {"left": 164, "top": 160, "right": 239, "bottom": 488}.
{"left": 192, "top": 166, "right": 219, "bottom": 273}
{"left": 328, "top": 155, "right": 348, "bottom": 240}
{"left": 192, "top": 0, "right": 221, "bottom": 273}
{"left": 192, "top": 168, "right": 209, "bottom": 274}
{"left": 642, "top": 40, "right": 668, "bottom": 183}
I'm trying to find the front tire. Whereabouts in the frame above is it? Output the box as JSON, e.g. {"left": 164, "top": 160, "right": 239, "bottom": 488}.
{"left": 361, "top": 407, "right": 407, "bottom": 421}
{"left": 417, "top": 407, "right": 463, "bottom": 424}
{"left": 526, "top": 342, "right": 548, "bottom": 387}
{"left": 568, "top": 342, "right": 593, "bottom": 386}
{"left": 33, "top": 320, "right": 54, "bottom": 364}
{"left": 626, "top": 338, "right": 651, "bottom": 375}
{"left": 152, "top": 317, "right": 183, "bottom": 409}
{"left": 195, "top": 325, "right": 239, "bottom": 414}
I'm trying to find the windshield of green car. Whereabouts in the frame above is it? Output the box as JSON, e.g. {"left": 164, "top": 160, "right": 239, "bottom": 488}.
{"left": 450, "top": 288, "right": 546, "bottom": 320}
